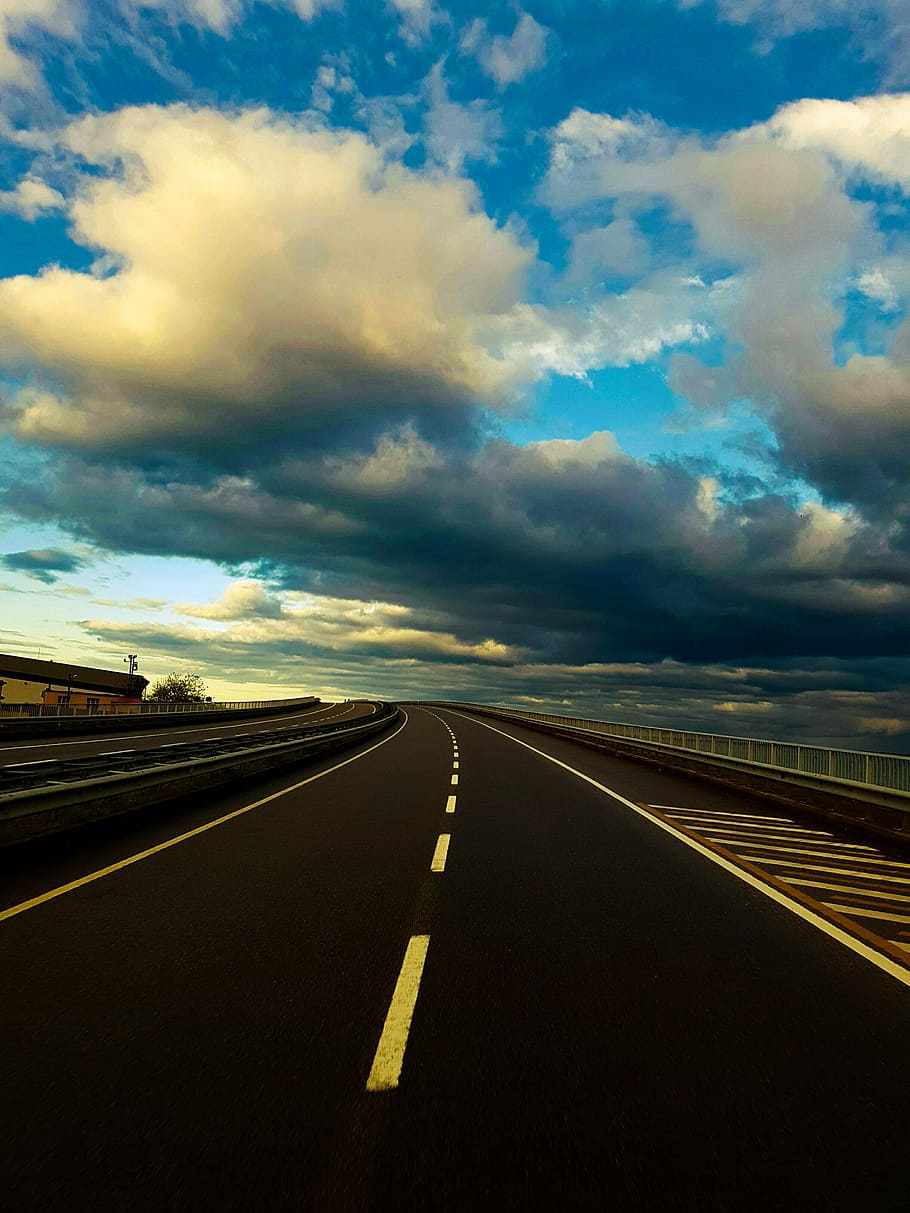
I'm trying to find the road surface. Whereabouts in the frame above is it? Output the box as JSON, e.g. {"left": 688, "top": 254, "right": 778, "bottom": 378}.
{"left": 2, "top": 705, "right": 908, "bottom": 1210}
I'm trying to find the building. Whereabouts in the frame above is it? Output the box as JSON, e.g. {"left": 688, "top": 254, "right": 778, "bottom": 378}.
{"left": 0, "top": 653, "right": 149, "bottom": 708}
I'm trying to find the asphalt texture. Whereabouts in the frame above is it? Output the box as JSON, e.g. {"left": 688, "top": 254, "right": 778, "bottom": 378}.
{"left": 2, "top": 704, "right": 909, "bottom": 1211}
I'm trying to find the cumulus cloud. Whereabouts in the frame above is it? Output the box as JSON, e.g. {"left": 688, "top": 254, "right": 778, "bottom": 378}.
{"left": 0, "top": 105, "right": 538, "bottom": 457}
{"left": 461, "top": 9, "right": 550, "bottom": 88}
{"left": 545, "top": 98, "right": 910, "bottom": 518}
{"left": 178, "top": 579, "right": 285, "bottom": 620}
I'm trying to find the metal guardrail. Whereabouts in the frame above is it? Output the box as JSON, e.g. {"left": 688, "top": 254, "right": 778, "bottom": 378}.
{"left": 0, "top": 696, "right": 318, "bottom": 718}
{"left": 0, "top": 703, "right": 399, "bottom": 847}
{"left": 427, "top": 702, "right": 910, "bottom": 808}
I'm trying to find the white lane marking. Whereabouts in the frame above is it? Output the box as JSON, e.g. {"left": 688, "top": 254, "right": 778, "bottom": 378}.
{"left": 445, "top": 795, "right": 457, "bottom": 814}
{"left": 0, "top": 710, "right": 408, "bottom": 925}
{"left": 450, "top": 773, "right": 458, "bottom": 786}
{"left": 99, "top": 749, "right": 135, "bottom": 756}
{"left": 0, "top": 703, "right": 352, "bottom": 753}
{"left": 785, "top": 879, "right": 910, "bottom": 903}
{"left": 4, "top": 759, "right": 59, "bottom": 766}
{"left": 366, "top": 935, "right": 430, "bottom": 1092}
{"left": 652, "top": 807, "right": 792, "bottom": 823}
{"left": 160, "top": 743, "right": 185, "bottom": 748}
{"left": 823, "top": 904, "right": 910, "bottom": 925}
{"left": 735, "top": 858, "right": 910, "bottom": 884}
{"left": 431, "top": 834, "right": 451, "bottom": 872}
{"left": 453, "top": 761, "right": 459, "bottom": 770}
{"left": 450, "top": 711, "right": 910, "bottom": 989}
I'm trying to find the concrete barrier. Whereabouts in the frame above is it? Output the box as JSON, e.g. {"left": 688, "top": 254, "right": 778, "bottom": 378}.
{"left": 0, "top": 705, "right": 399, "bottom": 847}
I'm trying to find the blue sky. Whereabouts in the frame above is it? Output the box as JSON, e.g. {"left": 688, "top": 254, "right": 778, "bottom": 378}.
{"left": 1, "top": 0, "right": 909, "bottom": 748}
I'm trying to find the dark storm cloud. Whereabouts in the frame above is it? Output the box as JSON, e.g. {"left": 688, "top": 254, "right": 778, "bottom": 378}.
{"left": 7, "top": 420, "right": 910, "bottom": 668}
{"left": 0, "top": 546, "right": 86, "bottom": 583}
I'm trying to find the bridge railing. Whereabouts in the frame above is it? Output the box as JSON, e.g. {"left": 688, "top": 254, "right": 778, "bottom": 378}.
{"left": 437, "top": 703, "right": 910, "bottom": 803}
{"left": 0, "top": 696, "right": 317, "bottom": 718}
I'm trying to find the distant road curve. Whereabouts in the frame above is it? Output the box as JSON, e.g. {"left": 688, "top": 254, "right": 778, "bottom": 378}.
{"left": 0, "top": 700, "right": 373, "bottom": 765}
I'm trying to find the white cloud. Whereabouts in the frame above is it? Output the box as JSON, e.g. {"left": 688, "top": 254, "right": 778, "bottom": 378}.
{"left": 0, "top": 0, "right": 78, "bottom": 89}
{"left": 762, "top": 93, "right": 910, "bottom": 189}
{"left": 461, "top": 9, "right": 549, "bottom": 88}
{"left": 178, "top": 579, "right": 285, "bottom": 619}
{"left": 0, "top": 176, "right": 64, "bottom": 219}
{"left": 386, "top": 0, "right": 444, "bottom": 46}
{"left": 0, "top": 105, "right": 537, "bottom": 450}
{"left": 678, "top": 1, "right": 910, "bottom": 85}
{"left": 422, "top": 59, "right": 502, "bottom": 172}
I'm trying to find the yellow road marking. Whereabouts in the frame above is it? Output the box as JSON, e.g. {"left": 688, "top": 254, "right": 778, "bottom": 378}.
{"left": 453, "top": 761, "right": 459, "bottom": 769}
{"left": 445, "top": 795, "right": 456, "bottom": 814}
{"left": 823, "top": 904, "right": 910, "bottom": 925}
{"left": 0, "top": 711, "right": 409, "bottom": 925}
{"left": 667, "top": 814, "right": 831, "bottom": 836}
{"left": 784, "top": 879, "right": 910, "bottom": 903}
{"left": 735, "top": 848, "right": 910, "bottom": 870}
{"left": 430, "top": 834, "right": 451, "bottom": 872}
{"left": 734, "top": 857, "right": 910, "bottom": 884}
{"left": 451, "top": 711, "right": 910, "bottom": 989}
{"left": 703, "top": 830, "right": 875, "bottom": 851}
{"left": 366, "top": 935, "right": 430, "bottom": 1092}
{"left": 450, "top": 773, "right": 458, "bottom": 786}
{"left": 654, "top": 807, "right": 792, "bottom": 823}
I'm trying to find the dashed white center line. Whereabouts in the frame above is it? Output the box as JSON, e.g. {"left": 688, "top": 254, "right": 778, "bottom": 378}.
{"left": 453, "top": 761, "right": 459, "bottom": 769}
{"left": 99, "top": 749, "right": 135, "bottom": 756}
{"left": 431, "top": 834, "right": 451, "bottom": 872}
{"left": 450, "top": 773, "right": 458, "bottom": 786}
{"left": 366, "top": 935, "right": 430, "bottom": 1092}
{"left": 445, "top": 795, "right": 457, "bottom": 814}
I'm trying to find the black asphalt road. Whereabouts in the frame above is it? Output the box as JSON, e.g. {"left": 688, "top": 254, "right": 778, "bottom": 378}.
{"left": 2, "top": 705, "right": 909, "bottom": 1211}
{"left": 0, "top": 700, "right": 372, "bottom": 764}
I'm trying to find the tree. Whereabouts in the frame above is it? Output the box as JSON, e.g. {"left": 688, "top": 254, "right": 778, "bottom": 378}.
{"left": 146, "top": 672, "right": 209, "bottom": 703}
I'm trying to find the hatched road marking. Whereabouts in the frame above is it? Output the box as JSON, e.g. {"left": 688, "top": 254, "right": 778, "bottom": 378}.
{"left": 651, "top": 805, "right": 910, "bottom": 972}
{"left": 447, "top": 710, "right": 910, "bottom": 988}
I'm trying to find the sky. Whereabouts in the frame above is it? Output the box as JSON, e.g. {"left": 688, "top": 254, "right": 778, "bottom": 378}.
{"left": 0, "top": 0, "right": 909, "bottom": 749}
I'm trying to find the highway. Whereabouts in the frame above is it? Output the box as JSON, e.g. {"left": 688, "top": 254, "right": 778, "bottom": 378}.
{"left": 2, "top": 705, "right": 909, "bottom": 1210}
{"left": 0, "top": 700, "right": 371, "bottom": 765}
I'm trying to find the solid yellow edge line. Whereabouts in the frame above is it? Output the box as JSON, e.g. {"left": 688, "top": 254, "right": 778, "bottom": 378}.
{"left": 449, "top": 710, "right": 910, "bottom": 991}
{"left": 0, "top": 710, "right": 409, "bottom": 925}
{"left": 366, "top": 934, "right": 431, "bottom": 1091}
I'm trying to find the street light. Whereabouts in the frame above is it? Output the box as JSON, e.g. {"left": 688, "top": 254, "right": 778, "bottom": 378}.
{"left": 124, "top": 653, "right": 138, "bottom": 698}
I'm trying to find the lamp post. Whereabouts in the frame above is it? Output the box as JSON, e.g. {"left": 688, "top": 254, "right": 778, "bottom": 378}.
{"left": 124, "top": 653, "right": 139, "bottom": 699}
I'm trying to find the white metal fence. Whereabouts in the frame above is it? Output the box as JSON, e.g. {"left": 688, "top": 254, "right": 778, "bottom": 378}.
{"left": 449, "top": 704, "right": 910, "bottom": 797}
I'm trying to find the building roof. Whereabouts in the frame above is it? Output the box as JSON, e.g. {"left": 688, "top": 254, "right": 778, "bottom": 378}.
{"left": 0, "top": 653, "right": 149, "bottom": 696}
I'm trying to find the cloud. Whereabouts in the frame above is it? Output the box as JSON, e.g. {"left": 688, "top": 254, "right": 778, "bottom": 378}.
{"left": 0, "top": 1, "right": 78, "bottom": 90}
{"left": 544, "top": 98, "right": 910, "bottom": 519}
{"left": 178, "top": 579, "right": 285, "bottom": 619}
{"left": 422, "top": 60, "right": 502, "bottom": 173}
{"left": 0, "top": 546, "right": 86, "bottom": 582}
{"left": 677, "top": 0, "right": 910, "bottom": 85}
{"left": 0, "top": 176, "right": 64, "bottom": 219}
{"left": 386, "top": 0, "right": 446, "bottom": 46}
{"left": 0, "top": 105, "right": 537, "bottom": 459}
{"left": 461, "top": 9, "right": 549, "bottom": 88}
